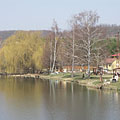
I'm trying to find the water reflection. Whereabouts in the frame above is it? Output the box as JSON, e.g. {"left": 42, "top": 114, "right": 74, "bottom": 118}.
{"left": 0, "top": 77, "right": 120, "bottom": 120}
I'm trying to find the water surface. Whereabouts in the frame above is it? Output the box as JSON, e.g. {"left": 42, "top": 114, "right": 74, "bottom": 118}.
{"left": 0, "top": 77, "right": 120, "bottom": 120}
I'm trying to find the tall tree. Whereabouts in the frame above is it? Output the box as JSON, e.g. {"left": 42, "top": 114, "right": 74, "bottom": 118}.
{"left": 51, "top": 20, "right": 59, "bottom": 73}
{"left": 62, "top": 26, "right": 77, "bottom": 78}
{"left": 72, "top": 11, "right": 106, "bottom": 77}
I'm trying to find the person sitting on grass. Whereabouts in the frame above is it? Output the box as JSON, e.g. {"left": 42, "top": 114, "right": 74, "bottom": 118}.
{"left": 115, "top": 73, "right": 119, "bottom": 82}
{"left": 112, "top": 73, "right": 118, "bottom": 82}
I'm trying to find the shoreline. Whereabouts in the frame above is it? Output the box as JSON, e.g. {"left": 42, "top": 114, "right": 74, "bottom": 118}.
{"left": 6, "top": 73, "right": 120, "bottom": 92}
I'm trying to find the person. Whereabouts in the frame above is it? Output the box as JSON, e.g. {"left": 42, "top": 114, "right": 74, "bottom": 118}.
{"left": 112, "top": 73, "right": 118, "bottom": 82}
{"left": 112, "top": 74, "right": 116, "bottom": 82}
{"left": 82, "top": 73, "right": 85, "bottom": 79}
{"left": 99, "top": 71, "right": 103, "bottom": 82}
{"left": 115, "top": 73, "right": 119, "bottom": 82}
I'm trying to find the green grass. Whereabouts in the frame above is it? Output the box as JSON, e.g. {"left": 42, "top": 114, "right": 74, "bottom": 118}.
{"left": 62, "top": 73, "right": 71, "bottom": 78}
{"left": 93, "top": 81, "right": 102, "bottom": 85}
{"left": 49, "top": 72, "right": 113, "bottom": 81}
{"left": 110, "top": 79, "right": 120, "bottom": 89}
{"left": 43, "top": 72, "right": 120, "bottom": 90}
{"left": 90, "top": 74, "right": 112, "bottom": 80}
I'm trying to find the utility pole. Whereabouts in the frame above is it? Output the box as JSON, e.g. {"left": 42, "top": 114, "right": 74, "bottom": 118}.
{"left": 71, "top": 25, "right": 75, "bottom": 78}
{"left": 117, "top": 32, "right": 119, "bottom": 53}
{"left": 115, "top": 32, "right": 120, "bottom": 68}
{"left": 115, "top": 32, "right": 119, "bottom": 53}
{"left": 0, "top": 37, "right": 2, "bottom": 46}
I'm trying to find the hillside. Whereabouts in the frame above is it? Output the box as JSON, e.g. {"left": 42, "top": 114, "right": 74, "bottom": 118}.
{"left": 0, "top": 30, "right": 51, "bottom": 47}
{"left": 0, "top": 31, "right": 16, "bottom": 46}
{"left": 0, "top": 24, "right": 119, "bottom": 46}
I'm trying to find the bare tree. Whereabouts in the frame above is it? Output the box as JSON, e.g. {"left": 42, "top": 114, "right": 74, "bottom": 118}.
{"left": 49, "top": 34, "right": 53, "bottom": 72}
{"left": 72, "top": 11, "right": 106, "bottom": 77}
{"left": 61, "top": 29, "right": 74, "bottom": 77}
{"left": 50, "top": 20, "right": 61, "bottom": 73}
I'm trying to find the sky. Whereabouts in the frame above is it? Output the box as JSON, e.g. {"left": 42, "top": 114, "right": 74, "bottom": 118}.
{"left": 0, "top": 0, "right": 120, "bottom": 30}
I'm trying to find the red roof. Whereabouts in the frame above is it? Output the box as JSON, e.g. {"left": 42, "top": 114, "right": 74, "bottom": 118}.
{"left": 105, "top": 58, "right": 116, "bottom": 64}
{"left": 112, "top": 53, "right": 120, "bottom": 56}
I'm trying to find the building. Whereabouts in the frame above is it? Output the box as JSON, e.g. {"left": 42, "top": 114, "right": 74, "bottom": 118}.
{"left": 103, "top": 53, "right": 120, "bottom": 71}
{"left": 62, "top": 65, "right": 94, "bottom": 73}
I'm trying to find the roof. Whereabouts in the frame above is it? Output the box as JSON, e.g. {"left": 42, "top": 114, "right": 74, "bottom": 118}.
{"left": 104, "top": 58, "right": 116, "bottom": 64}
{"left": 113, "top": 67, "right": 120, "bottom": 70}
{"left": 112, "top": 53, "right": 120, "bottom": 57}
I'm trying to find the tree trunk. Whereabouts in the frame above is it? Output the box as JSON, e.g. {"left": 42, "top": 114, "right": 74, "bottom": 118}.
{"left": 50, "top": 38, "right": 53, "bottom": 72}
{"left": 51, "top": 30, "right": 57, "bottom": 73}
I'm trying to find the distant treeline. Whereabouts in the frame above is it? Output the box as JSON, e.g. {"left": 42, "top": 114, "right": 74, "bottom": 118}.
{"left": 0, "top": 30, "right": 118, "bottom": 74}
{"left": 0, "top": 11, "right": 120, "bottom": 74}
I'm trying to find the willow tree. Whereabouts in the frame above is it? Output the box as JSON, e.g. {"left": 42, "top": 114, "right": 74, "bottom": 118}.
{"left": 0, "top": 31, "right": 45, "bottom": 73}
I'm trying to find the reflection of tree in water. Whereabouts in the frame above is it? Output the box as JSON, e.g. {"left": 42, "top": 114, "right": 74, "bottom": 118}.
{"left": 0, "top": 78, "right": 120, "bottom": 120}
{"left": 42, "top": 81, "right": 86, "bottom": 120}
{"left": 0, "top": 77, "right": 44, "bottom": 120}
{"left": 0, "top": 77, "right": 42, "bottom": 101}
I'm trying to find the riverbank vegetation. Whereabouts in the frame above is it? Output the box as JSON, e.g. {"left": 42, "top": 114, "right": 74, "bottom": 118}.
{"left": 0, "top": 11, "right": 119, "bottom": 81}
{"left": 10, "top": 72, "right": 120, "bottom": 91}
{"left": 40, "top": 73, "right": 120, "bottom": 90}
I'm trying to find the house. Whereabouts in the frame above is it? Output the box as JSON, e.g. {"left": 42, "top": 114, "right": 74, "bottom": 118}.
{"left": 103, "top": 53, "right": 120, "bottom": 71}
{"left": 104, "top": 58, "right": 116, "bottom": 70}
{"left": 62, "top": 65, "right": 94, "bottom": 73}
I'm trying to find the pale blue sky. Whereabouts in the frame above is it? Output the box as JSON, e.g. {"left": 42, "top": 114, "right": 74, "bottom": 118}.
{"left": 0, "top": 0, "right": 120, "bottom": 30}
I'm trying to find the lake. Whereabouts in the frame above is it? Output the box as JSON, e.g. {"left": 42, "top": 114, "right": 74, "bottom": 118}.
{"left": 0, "top": 77, "right": 120, "bottom": 120}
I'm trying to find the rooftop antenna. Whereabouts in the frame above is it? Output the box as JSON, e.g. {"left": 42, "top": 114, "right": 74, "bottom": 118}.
{"left": 115, "top": 32, "right": 120, "bottom": 58}
{"left": 117, "top": 32, "right": 119, "bottom": 53}
{"left": 115, "top": 32, "right": 120, "bottom": 68}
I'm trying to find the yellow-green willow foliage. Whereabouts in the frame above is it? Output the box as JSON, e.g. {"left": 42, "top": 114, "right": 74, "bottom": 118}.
{"left": 0, "top": 31, "right": 45, "bottom": 73}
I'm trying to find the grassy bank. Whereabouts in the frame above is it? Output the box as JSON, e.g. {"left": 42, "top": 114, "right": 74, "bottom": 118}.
{"left": 39, "top": 73, "right": 120, "bottom": 90}
{"left": 10, "top": 72, "right": 120, "bottom": 91}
